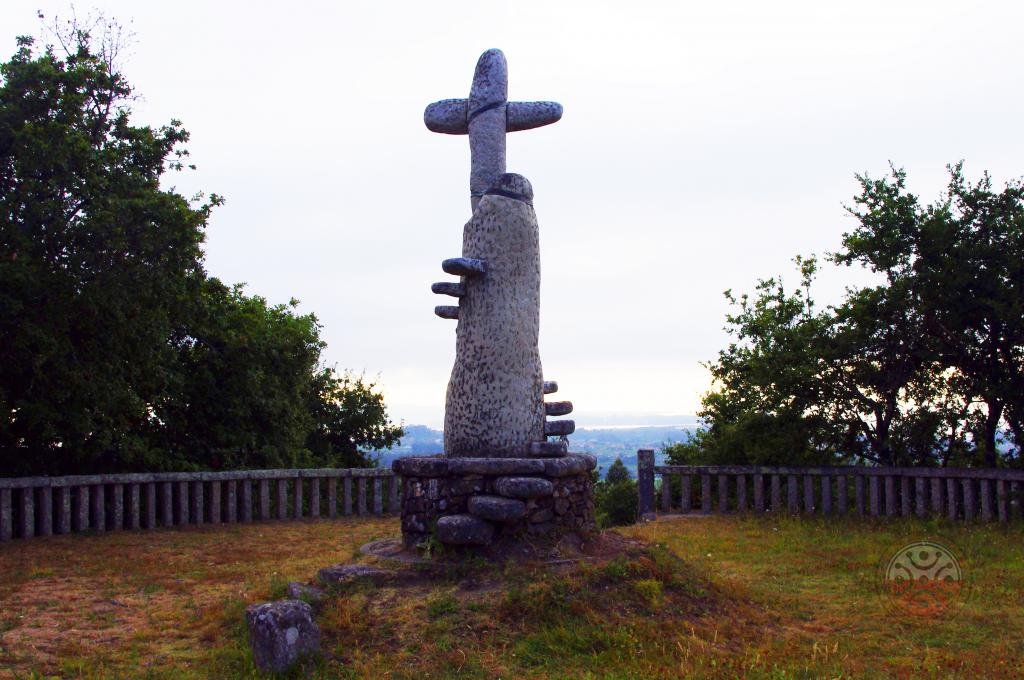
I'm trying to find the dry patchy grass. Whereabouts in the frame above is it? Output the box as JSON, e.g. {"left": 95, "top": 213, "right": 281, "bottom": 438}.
{"left": 0, "top": 515, "right": 1023, "bottom": 678}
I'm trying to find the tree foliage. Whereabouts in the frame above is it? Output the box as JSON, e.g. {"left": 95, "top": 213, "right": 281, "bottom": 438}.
{"left": 673, "top": 165, "right": 1023, "bottom": 468}
{"left": 595, "top": 458, "right": 638, "bottom": 527}
{"left": 0, "top": 22, "right": 401, "bottom": 475}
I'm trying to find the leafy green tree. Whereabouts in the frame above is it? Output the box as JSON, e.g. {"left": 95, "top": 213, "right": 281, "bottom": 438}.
{"left": 604, "top": 457, "right": 631, "bottom": 484}
{"left": 837, "top": 164, "right": 1024, "bottom": 465}
{"left": 0, "top": 22, "right": 402, "bottom": 475}
{"left": 683, "top": 164, "right": 1023, "bottom": 468}
{"left": 305, "top": 369, "right": 403, "bottom": 468}
{"left": 595, "top": 458, "right": 638, "bottom": 527}
{"left": 0, "top": 27, "right": 215, "bottom": 474}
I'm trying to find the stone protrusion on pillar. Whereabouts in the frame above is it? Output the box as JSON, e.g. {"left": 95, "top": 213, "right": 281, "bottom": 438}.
{"left": 435, "top": 305, "right": 460, "bottom": 320}
{"left": 431, "top": 282, "right": 466, "bottom": 297}
{"left": 544, "top": 401, "right": 573, "bottom": 416}
{"left": 442, "top": 257, "right": 487, "bottom": 277}
{"left": 544, "top": 419, "right": 575, "bottom": 436}
{"left": 529, "top": 440, "right": 568, "bottom": 457}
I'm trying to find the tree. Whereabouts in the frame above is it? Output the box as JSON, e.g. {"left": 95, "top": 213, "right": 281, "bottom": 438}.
{"left": 838, "top": 164, "right": 1024, "bottom": 465}
{"left": 1, "top": 21, "right": 402, "bottom": 475}
{"left": 683, "top": 164, "right": 1023, "bottom": 469}
{"left": 595, "top": 458, "right": 638, "bottom": 527}
{"left": 0, "top": 25, "right": 215, "bottom": 474}
{"left": 604, "top": 457, "right": 631, "bottom": 484}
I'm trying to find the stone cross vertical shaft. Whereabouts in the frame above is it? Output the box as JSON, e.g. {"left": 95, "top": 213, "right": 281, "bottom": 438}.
{"left": 424, "top": 49, "right": 562, "bottom": 211}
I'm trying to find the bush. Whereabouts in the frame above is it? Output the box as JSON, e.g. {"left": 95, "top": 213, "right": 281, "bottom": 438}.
{"left": 595, "top": 459, "right": 639, "bottom": 528}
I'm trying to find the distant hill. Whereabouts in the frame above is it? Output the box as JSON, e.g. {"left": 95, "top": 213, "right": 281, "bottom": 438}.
{"left": 370, "top": 424, "right": 696, "bottom": 478}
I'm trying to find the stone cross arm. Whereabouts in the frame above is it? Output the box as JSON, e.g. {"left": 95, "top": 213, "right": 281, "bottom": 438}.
{"left": 424, "top": 99, "right": 563, "bottom": 135}
{"left": 423, "top": 49, "right": 561, "bottom": 208}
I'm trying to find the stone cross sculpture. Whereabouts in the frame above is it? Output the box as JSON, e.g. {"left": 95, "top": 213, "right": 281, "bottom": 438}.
{"left": 424, "top": 48, "right": 563, "bottom": 211}
{"left": 426, "top": 49, "right": 574, "bottom": 458}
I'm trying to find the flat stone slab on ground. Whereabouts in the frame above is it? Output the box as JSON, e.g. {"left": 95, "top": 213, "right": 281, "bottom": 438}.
{"left": 468, "top": 494, "right": 527, "bottom": 522}
{"left": 246, "top": 599, "right": 320, "bottom": 673}
{"left": 317, "top": 563, "right": 395, "bottom": 585}
{"left": 494, "top": 476, "right": 554, "bottom": 499}
{"left": 286, "top": 582, "right": 326, "bottom": 603}
{"left": 436, "top": 513, "right": 495, "bottom": 545}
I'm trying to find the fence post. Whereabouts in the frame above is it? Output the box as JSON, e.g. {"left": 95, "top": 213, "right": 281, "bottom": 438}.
{"left": 277, "top": 479, "right": 288, "bottom": 520}
{"left": 836, "top": 475, "right": 848, "bottom": 515}
{"left": 374, "top": 477, "right": 384, "bottom": 516}
{"left": 681, "top": 475, "right": 692, "bottom": 513}
{"left": 661, "top": 474, "right": 672, "bottom": 511}
{"left": 820, "top": 475, "right": 832, "bottom": 515}
{"left": 637, "top": 449, "right": 655, "bottom": 517}
{"left": 293, "top": 477, "right": 304, "bottom": 519}
{"left": 38, "top": 486, "right": 52, "bottom": 536}
{"left": 718, "top": 474, "right": 729, "bottom": 514}
{"left": 127, "top": 484, "right": 141, "bottom": 530}
{"left": 57, "top": 487, "right": 71, "bottom": 534}
{"left": 946, "top": 478, "right": 958, "bottom": 521}
{"left": 788, "top": 475, "right": 800, "bottom": 515}
{"left": 226, "top": 480, "right": 239, "bottom": 523}
{"left": 111, "top": 483, "right": 124, "bottom": 530}
{"left": 310, "top": 478, "right": 321, "bottom": 518}
{"left": 885, "top": 476, "right": 897, "bottom": 517}
{"left": 753, "top": 474, "right": 763, "bottom": 513}
{"left": 389, "top": 475, "right": 400, "bottom": 514}
{"left": 328, "top": 477, "right": 338, "bottom": 518}
{"left": 736, "top": 474, "right": 747, "bottom": 513}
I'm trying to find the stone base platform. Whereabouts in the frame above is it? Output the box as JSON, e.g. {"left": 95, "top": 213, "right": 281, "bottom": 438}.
{"left": 393, "top": 454, "right": 597, "bottom": 548}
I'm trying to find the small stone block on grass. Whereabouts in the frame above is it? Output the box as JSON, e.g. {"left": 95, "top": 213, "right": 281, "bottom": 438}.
{"left": 317, "top": 564, "right": 395, "bottom": 585}
{"left": 246, "top": 599, "right": 320, "bottom": 673}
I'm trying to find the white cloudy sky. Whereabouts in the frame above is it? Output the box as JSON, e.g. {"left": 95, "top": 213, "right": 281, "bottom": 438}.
{"left": 3, "top": 1, "right": 1023, "bottom": 428}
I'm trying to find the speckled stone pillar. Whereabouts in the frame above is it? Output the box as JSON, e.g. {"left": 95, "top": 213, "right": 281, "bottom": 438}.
{"left": 444, "top": 174, "right": 545, "bottom": 458}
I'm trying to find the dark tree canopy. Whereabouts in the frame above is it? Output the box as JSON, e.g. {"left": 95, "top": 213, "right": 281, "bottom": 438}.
{"left": 672, "top": 165, "right": 1023, "bottom": 469}
{"left": 0, "top": 25, "right": 401, "bottom": 475}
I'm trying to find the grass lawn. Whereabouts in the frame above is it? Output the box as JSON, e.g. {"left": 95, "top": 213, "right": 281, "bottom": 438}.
{"left": 0, "top": 515, "right": 1022, "bottom": 678}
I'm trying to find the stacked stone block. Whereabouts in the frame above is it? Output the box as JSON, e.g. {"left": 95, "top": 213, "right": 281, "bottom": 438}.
{"left": 394, "top": 453, "right": 596, "bottom": 547}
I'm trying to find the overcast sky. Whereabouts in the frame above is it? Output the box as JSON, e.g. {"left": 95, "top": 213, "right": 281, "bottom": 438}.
{"left": 3, "top": 1, "right": 1023, "bottom": 428}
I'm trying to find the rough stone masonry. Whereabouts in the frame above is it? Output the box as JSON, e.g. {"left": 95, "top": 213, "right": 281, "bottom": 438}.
{"left": 394, "top": 48, "right": 596, "bottom": 548}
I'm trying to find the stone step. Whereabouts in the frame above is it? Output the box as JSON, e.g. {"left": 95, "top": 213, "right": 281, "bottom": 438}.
{"left": 544, "top": 401, "right": 573, "bottom": 416}
{"left": 442, "top": 257, "right": 487, "bottom": 277}
{"left": 434, "top": 305, "right": 459, "bottom": 320}
{"left": 431, "top": 281, "right": 466, "bottom": 297}
{"left": 468, "top": 495, "right": 527, "bottom": 522}
{"left": 529, "top": 440, "right": 568, "bottom": 457}
{"left": 543, "top": 381, "right": 558, "bottom": 394}
{"left": 494, "top": 476, "right": 554, "bottom": 499}
{"left": 436, "top": 513, "right": 495, "bottom": 546}
{"left": 544, "top": 419, "right": 575, "bottom": 436}
{"left": 317, "top": 564, "right": 394, "bottom": 585}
